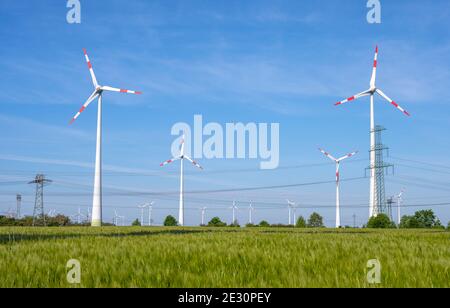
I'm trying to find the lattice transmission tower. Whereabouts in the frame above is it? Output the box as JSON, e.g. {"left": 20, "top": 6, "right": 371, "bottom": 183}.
{"left": 367, "top": 125, "right": 393, "bottom": 217}
{"left": 29, "top": 174, "right": 52, "bottom": 226}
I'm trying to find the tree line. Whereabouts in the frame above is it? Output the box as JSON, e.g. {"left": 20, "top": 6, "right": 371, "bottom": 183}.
{"left": 1, "top": 209, "right": 448, "bottom": 229}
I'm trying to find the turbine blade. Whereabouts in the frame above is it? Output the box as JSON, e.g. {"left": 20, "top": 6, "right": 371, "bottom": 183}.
{"left": 160, "top": 157, "right": 180, "bottom": 167}
{"left": 83, "top": 49, "right": 99, "bottom": 88}
{"left": 318, "top": 148, "right": 337, "bottom": 162}
{"left": 184, "top": 156, "right": 203, "bottom": 170}
{"left": 69, "top": 92, "right": 99, "bottom": 124}
{"left": 337, "top": 151, "right": 358, "bottom": 162}
{"left": 334, "top": 90, "right": 371, "bottom": 106}
{"left": 101, "top": 86, "right": 142, "bottom": 95}
{"left": 370, "top": 45, "right": 378, "bottom": 88}
{"left": 376, "top": 89, "right": 410, "bottom": 116}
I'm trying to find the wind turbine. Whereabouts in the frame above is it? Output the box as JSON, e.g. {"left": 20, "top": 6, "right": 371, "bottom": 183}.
{"left": 287, "top": 200, "right": 296, "bottom": 225}
{"left": 70, "top": 49, "right": 142, "bottom": 227}
{"left": 230, "top": 201, "right": 238, "bottom": 225}
{"left": 114, "top": 210, "right": 124, "bottom": 226}
{"left": 248, "top": 203, "right": 254, "bottom": 225}
{"left": 396, "top": 189, "right": 405, "bottom": 226}
{"left": 72, "top": 207, "right": 86, "bottom": 225}
{"left": 334, "top": 46, "right": 410, "bottom": 218}
{"left": 199, "top": 207, "right": 207, "bottom": 226}
{"left": 160, "top": 135, "right": 203, "bottom": 226}
{"left": 148, "top": 201, "right": 155, "bottom": 226}
{"left": 319, "top": 148, "right": 358, "bottom": 228}
{"left": 138, "top": 203, "right": 147, "bottom": 227}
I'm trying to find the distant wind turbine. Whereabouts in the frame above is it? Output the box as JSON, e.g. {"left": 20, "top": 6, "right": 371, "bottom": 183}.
{"left": 248, "top": 203, "right": 254, "bottom": 225}
{"left": 319, "top": 148, "right": 358, "bottom": 228}
{"left": 396, "top": 189, "right": 405, "bottom": 226}
{"left": 160, "top": 135, "right": 203, "bottom": 226}
{"left": 230, "top": 201, "right": 238, "bottom": 225}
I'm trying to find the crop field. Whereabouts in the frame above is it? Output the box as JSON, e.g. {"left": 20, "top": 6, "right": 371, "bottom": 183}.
{"left": 0, "top": 227, "right": 448, "bottom": 288}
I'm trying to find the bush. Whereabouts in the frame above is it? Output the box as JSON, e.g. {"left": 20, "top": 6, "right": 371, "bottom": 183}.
{"left": 367, "top": 214, "right": 395, "bottom": 229}
{"left": 307, "top": 213, "right": 324, "bottom": 228}
{"left": 296, "top": 216, "right": 307, "bottom": 228}
{"left": 132, "top": 219, "right": 141, "bottom": 226}
{"left": 163, "top": 215, "right": 178, "bottom": 227}
{"left": 208, "top": 217, "right": 227, "bottom": 227}
{"left": 259, "top": 220, "right": 270, "bottom": 228}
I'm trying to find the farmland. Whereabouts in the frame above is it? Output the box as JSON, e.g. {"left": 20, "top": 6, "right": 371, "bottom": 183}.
{"left": 0, "top": 227, "right": 448, "bottom": 288}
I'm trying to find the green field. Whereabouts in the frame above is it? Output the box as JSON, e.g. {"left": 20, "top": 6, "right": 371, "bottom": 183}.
{"left": 0, "top": 227, "right": 448, "bottom": 288}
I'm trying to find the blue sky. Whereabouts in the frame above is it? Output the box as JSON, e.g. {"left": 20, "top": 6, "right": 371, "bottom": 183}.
{"left": 0, "top": 0, "right": 449, "bottom": 226}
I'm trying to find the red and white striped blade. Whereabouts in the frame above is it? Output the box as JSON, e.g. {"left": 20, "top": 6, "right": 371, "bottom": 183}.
{"left": 337, "top": 151, "right": 358, "bottom": 162}
{"left": 160, "top": 157, "right": 180, "bottom": 167}
{"left": 334, "top": 90, "right": 370, "bottom": 106}
{"left": 83, "top": 49, "right": 99, "bottom": 88}
{"left": 318, "top": 148, "right": 337, "bottom": 162}
{"left": 184, "top": 156, "right": 204, "bottom": 170}
{"left": 336, "top": 164, "right": 340, "bottom": 183}
{"left": 69, "top": 92, "right": 99, "bottom": 125}
{"left": 101, "top": 86, "right": 142, "bottom": 95}
{"left": 376, "top": 89, "right": 410, "bottom": 116}
{"left": 370, "top": 46, "right": 379, "bottom": 88}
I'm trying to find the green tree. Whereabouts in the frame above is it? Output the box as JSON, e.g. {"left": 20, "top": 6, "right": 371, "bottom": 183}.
{"left": 208, "top": 217, "right": 227, "bottom": 227}
{"left": 367, "top": 214, "right": 395, "bottom": 229}
{"left": 163, "top": 215, "right": 178, "bottom": 227}
{"left": 259, "top": 220, "right": 270, "bottom": 227}
{"left": 400, "top": 210, "right": 442, "bottom": 229}
{"left": 447, "top": 221, "right": 450, "bottom": 230}
{"left": 295, "top": 216, "right": 307, "bottom": 228}
{"left": 307, "top": 212, "right": 324, "bottom": 228}
{"left": 132, "top": 219, "right": 141, "bottom": 226}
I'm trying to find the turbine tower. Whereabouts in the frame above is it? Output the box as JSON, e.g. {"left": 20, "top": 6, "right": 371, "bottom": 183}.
{"left": 70, "top": 49, "right": 142, "bottom": 227}
{"left": 319, "top": 148, "right": 358, "bottom": 228}
{"left": 287, "top": 200, "right": 295, "bottom": 225}
{"left": 148, "top": 202, "right": 155, "bottom": 226}
{"left": 248, "top": 203, "right": 254, "bottom": 225}
{"left": 396, "top": 189, "right": 405, "bottom": 226}
{"left": 160, "top": 136, "right": 203, "bottom": 226}
{"left": 200, "top": 207, "right": 207, "bottom": 226}
{"left": 230, "top": 201, "right": 238, "bottom": 225}
{"left": 138, "top": 203, "right": 147, "bottom": 227}
{"left": 334, "top": 46, "right": 410, "bottom": 218}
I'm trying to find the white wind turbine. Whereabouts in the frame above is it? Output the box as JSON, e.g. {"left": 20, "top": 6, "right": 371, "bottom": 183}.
{"left": 199, "top": 207, "right": 207, "bottom": 226}
{"left": 248, "top": 203, "right": 254, "bottom": 225}
{"left": 287, "top": 200, "right": 296, "bottom": 225}
{"left": 334, "top": 46, "right": 410, "bottom": 218}
{"left": 396, "top": 189, "right": 405, "bottom": 226}
{"left": 319, "top": 148, "right": 358, "bottom": 228}
{"left": 148, "top": 201, "right": 155, "bottom": 226}
{"left": 230, "top": 201, "right": 239, "bottom": 225}
{"left": 70, "top": 49, "right": 142, "bottom": 227}
{"left": 160, "top": 136, "right": 203, "bottom": 226}
{"left": 114, "top": 210, "right": 125, "bottom": 227}
{"left": 138, "top": 203, "right": 147, "bottom": 227}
